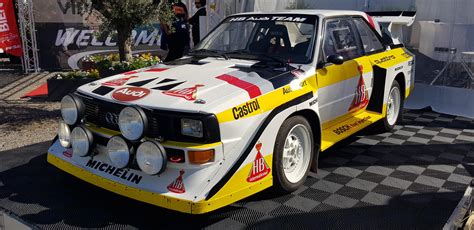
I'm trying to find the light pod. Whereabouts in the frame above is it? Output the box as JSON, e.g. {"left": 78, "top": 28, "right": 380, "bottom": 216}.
{"left": 70, "top": 126, "right": 94, "bottom": 157}
{"left": 118, "top": 106, "right": 148, "bottom": 142}
{"left": 57, "top": 119, "right": 71, "bottom": 148}
{"left": 106, "top": 136, "right": 132, "bottom": 168}
{"left": 60, "top": 94, "right": 85, "bottom": 125}
{"left": 136, "top": 141, "right": 167, "bottom": 175}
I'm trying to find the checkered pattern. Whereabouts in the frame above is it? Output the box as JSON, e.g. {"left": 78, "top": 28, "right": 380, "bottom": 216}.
{"left": 0, "top": 109, "right": 472, "bottom": 229}
{"left": 204, "top": 110, "right": 474, "bottom": 229}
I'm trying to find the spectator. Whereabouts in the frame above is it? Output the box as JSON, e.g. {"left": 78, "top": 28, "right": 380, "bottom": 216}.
{"left": 164, "top": 0, "right": 189, "bottom": 61}
{"left": 189, "top": 0, "right": 206, "bottom": 46}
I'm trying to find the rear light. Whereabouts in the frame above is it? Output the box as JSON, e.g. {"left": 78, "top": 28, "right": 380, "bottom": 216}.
{"left": 188, "top": 150, "right": 215, "bottom": 164}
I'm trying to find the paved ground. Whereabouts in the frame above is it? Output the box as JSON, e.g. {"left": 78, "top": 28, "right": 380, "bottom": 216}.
{"left": 0, "top": 109, "right": 473, "bottom": 229}
{"left": 0, "top": 72, "right": 60, "bottom": 152}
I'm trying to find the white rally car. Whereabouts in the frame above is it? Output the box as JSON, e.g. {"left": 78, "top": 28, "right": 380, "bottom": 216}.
{"left": 48, "top": 10, "right": 415, "bottom": 214}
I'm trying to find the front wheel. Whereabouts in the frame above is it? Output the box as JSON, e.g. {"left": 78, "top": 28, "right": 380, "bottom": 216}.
{"left": 273, "top": 116, "right": 313, "bottom": 193}
{"left": 376, "top": 80, "right": 403, "bottom": 132}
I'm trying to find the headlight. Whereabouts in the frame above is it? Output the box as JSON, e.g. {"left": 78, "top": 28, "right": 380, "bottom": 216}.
{"left": 70, "top": 126, "right": 93, "bottom": 157}
{"left": 57, "top": 120, "right": 71, "bottom": 148}
{"left": 181, "top": 118, "right": 203, "bottom": 138}
{"left": 118, "top": 106, "right": 148, "bottom": 141}
{"left": 60, "top": 94, "right": 84, "bottom": 125}
{"left": 136, "top": 141, "right": 167, "bottom": 175}
{"left": 106, "top": 136, "right": 131, "bottom": 168}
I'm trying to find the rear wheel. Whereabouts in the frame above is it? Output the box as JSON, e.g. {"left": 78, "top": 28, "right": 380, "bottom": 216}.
{"left": 273, "top": 116, "right": 313, "bottom": 193}
{"left": 375, "top": 80, "right": 403, "bottom": 132}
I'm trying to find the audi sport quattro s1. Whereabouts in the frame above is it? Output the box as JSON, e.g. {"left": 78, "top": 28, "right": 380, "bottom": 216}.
{"left": 48, "top": 10, "right": 415, "bottom": 214}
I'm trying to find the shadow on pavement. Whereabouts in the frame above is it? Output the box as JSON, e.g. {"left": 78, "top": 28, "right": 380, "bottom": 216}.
{"left": 0, "top": 142, "right": 231, "bottom": 229}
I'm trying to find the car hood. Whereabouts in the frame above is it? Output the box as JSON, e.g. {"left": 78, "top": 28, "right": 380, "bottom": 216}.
{"left": 77, "top": 57, "right": 301, "bottom": 114}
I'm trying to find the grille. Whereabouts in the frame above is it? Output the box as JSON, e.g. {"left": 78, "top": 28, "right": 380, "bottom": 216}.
{"left": 83, "top": 97, "right": 124, "bottom": 131}
{"left": 78, "top": 94, "right": 220, "bottom": 143}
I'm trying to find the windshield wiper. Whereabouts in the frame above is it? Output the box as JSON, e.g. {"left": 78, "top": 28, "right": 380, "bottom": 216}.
{"left": 256, "top": 52, "right": 286, "bottom": 66}
{"left": 189, "top": 49, "right": 229, "bottom": 60}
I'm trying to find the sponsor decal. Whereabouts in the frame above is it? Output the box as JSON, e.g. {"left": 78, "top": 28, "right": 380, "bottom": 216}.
{"left": 373, "top": 55, "right": 396, "bottom": 65}
{"left": 282, "top": 80, "right": 307, "bottom": 95}
{"left": 247, "top": 142, "right": 271, "bottom": 183}
{"left": 102, "top": 76, "right": 138, "bottom": 86}
{"left": 62, "top": 149, "right": 73, "bottom": 158}
{"left": 162, "top": 84, "right": 204, "bottom": 101}
{"left": 394, "top": 66, "right": 403, "bottom": 71}
{"left": 229, "top": 16, "right": 307, "bottom": 23}
{"left": 349, "top": 74, "right": 369, "bottom": 112}
{"left": 167, "top": 170, "right": 185, "bottom": 193}
{"left": 333, "top": 116, "right": 371, "bottom": 135}
{"left": 111, "top": 87, "right": 150, "bottom": 102}
{"left": 85, "top": 159, "right": 143, "bottom": 184}
{"left": 216, "top": 74, "right": 262, "bottom": 99}
{"left": 309, "top": 98, "right": 318, "bottom": 107}
{"left": 401, "top": 52, "right": 411, "bottom": 59}
{"left": 232, "top": 99, "right": 260, "bottom": 120}
{"left": 0, "top": 0, "right": 22, "bottom": 57}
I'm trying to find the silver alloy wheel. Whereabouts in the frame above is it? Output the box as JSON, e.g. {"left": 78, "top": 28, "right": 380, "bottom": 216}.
{"left": 282, "top": 124, "right": 311, "bottom": 183}
{"left": 386, "top": 86, "right": 401, "bottom": 126}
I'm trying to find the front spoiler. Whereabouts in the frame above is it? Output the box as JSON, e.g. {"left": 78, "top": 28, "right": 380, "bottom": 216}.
{"left": 47, "top": 153, "right": 273, "bottom": 214}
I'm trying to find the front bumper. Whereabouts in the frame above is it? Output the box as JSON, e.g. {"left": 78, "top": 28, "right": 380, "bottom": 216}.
{"left": 47, "top": 153, "right": 196, "bottom": 213}
{"left": 48, "top": 122, "right": 274, "bottom": 214}
{"left": 47, "top": 151, "right": 273, "bottom": 214}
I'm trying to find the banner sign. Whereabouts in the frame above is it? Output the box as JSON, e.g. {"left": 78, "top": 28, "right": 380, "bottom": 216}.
{"left": 0, "top": 0, "right": 22, "bottom": 57}
{"left": 34, "top": 0, "right": 163, "bottom": 70}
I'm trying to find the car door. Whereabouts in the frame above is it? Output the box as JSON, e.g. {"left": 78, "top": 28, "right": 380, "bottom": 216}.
{"left": 316, "top": 17, "right": 368, "bottom": 127}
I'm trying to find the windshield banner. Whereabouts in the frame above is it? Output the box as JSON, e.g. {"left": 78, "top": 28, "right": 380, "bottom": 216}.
{"left": 226, "top": 14, "right": 317, "bottom": 24}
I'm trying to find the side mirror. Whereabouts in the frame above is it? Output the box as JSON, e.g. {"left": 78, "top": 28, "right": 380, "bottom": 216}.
{"left": 327, "top": 55, "right": 344, "bottom": 65}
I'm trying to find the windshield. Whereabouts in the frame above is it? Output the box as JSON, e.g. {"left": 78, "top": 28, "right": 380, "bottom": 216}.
{"left": 193, "top": 14, "right": 318, "bottom": 64}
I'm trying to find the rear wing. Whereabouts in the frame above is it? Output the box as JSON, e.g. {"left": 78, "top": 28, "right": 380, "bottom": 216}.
{"left": 366, "top": 11, "right": 416, "bottom": 46}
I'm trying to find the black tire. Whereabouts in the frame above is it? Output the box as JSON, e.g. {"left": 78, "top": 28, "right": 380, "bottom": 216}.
{"left": 375, "top": 80, "right": 403, "bottom": 132}
{"left": 273, "top": 116, "right": 314, "bottom": 193}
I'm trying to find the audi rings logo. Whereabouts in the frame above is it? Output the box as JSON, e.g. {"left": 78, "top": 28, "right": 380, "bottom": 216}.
{"left": 105, "top": 112, "right": 119, "bottom": 126}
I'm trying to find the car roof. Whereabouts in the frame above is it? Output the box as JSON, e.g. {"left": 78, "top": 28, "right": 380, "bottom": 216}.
{"left": 233, "top": 9, "right": 366, "bottom": 18}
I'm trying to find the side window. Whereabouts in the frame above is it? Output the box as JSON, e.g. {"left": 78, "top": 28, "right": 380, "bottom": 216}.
{"left": 323, "top": 18, "right": 363, "bottom": 61}
{"left": 353, "top": 18, "right": 384, "bottom": 53}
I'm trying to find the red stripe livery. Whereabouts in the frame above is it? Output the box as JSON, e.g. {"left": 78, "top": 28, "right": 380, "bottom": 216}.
{"left": 216, "top": 74, "right": 262, "bottom": 99}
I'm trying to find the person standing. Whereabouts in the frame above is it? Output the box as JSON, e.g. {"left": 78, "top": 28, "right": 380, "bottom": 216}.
{"left": 189, "top": 0, "right": 207, "bottom": 46}
{"left": 164, "top": 0, "right": 189, "bottom": 61}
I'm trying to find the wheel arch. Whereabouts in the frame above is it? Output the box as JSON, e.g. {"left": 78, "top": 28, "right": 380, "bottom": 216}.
{"left": 394, "top": 72, "right": 406, "bottom": 100}
{"left": 290, "top": 109, "right": 321, "bottom": 172}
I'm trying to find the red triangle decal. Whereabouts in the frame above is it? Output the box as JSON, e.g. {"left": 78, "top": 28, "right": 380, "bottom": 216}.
{"left": 167, "top": 170, "right": 186, "bottom": 193}
{"left": 349, "top": 75, "right": 369, "bottom": 112}
{"left": 162, "top": 84, "right": 204, "bottom": 101}
{"left": 102, "top": 76, "right": 138, "bottom": 86}
{"left": 247, "top": 142, "right": 271, "bottom": 183}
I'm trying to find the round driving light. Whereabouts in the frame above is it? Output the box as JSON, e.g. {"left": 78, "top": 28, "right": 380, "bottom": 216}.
{"left": 136, "top": 141, "right": 167, "bottom": 175}
{"left": 106, "top": 136, "right": 131, "bottom": 168}
{"left": 118, "top": 106, "right": 148, "bottom": 141}
{"left": 60, "top": 94, "right": 84, "bottom": 125}
{"left": 57, "top": 120, "right": 71, "bottom": 148}
{"left": 71, "top": 126, "right": 93, "bottom": 157}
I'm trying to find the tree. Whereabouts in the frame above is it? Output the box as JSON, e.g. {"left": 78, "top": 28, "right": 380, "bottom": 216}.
{"left": 85, "top": 0, "right": 176, "bottom": 61}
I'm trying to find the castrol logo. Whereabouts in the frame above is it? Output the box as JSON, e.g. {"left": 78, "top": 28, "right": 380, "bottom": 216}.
{"left": 111, "top": 87, "right": 150, "bottom": 102}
